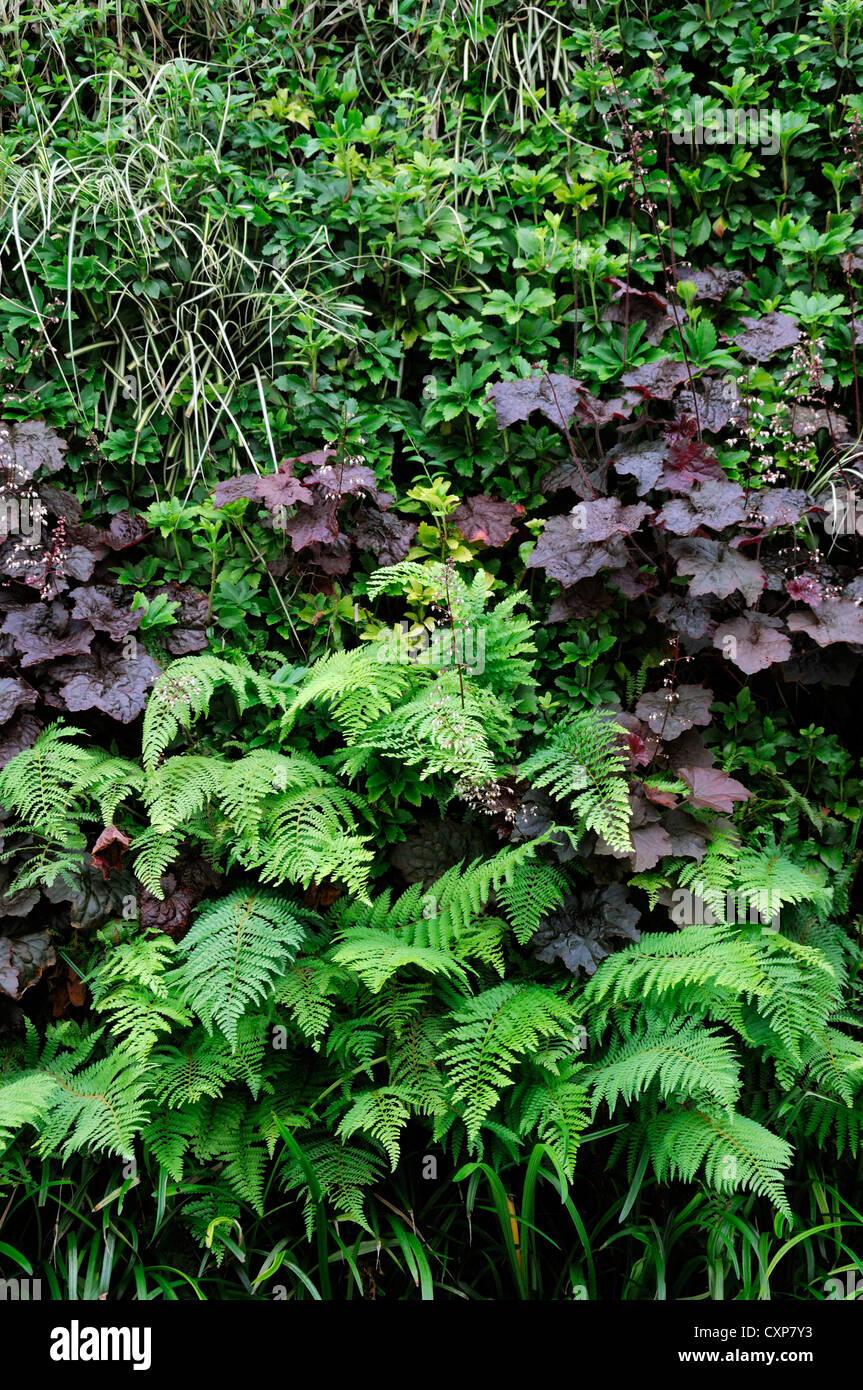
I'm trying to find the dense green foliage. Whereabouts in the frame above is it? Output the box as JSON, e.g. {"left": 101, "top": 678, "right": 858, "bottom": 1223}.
{"left": 1, "top": 0, "right": 863, "bottom": 1301}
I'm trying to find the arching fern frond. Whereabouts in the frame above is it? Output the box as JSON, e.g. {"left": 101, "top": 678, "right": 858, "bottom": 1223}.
{"left": 168, "top": 889, "right": 310, "bottom": 1048}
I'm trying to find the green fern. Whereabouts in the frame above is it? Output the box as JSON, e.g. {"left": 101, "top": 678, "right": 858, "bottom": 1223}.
{"left": 521, "top": 709, "right": 632, "bottom": 851}
{"left": 168, "top": 889, "right": 310, "bottom": 1047}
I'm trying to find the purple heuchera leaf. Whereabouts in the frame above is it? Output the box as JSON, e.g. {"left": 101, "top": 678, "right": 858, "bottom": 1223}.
{"left": 568, "top": 498, "right": 652, "bottom": 542}
{"left": 548, "top": 579, "right": 612, "bottom": 623}
{"left": 673, "top": 265, "right": 745, "bottom": 302}
{"left": 635, "top": 684, "right": 713, "bottom": 740}
{"left": 670, "top": 537, "right": 766, "bottom": 607}
{"left": 487, "top": 374, "right": 585, "bottom": 431}
{"left": 0, "top": 711, "right": 40, "bottom": 766}
{"left": 653, "top": 593, "right": 717, "bottom": 646}
{"left": 0, "top": 677, "right": 37, "bottom": 723}
{"left": 353, "top": 507, "right": 417, "bottom": 565}
{"left": 602, "top": 278, "right": 681, "bottom": 345}
{"left": 621, "top": 359, "right": 690, "bottom": 399}
{"left": 542, "top": 461, "right": 603, "bottom": 495}
{"left": 531, "top": 883, "right": 640, "bottom": 977}
{"left": 3, "top": 601, "right": 93, "bottom": 665}
{"left": 281, "top": 494, "right": 340, "bottom": 551}
{"left": 450, "top": 494, "right": 524, "bottom": 547}
{"left": 70, "top": 586, "right": 142, "bottom": 642}
{"left": 104, "top": 512, "right": 149, "bottom": 550}
{"left": 213, "top": 464, "right": 313, "bottom": 511}
{"left": 302, "top": 460, "right": 378, "bottom": 499}
{"left": 788, "top": 597, "right": 863, "bottom": 647}
{"left": 743, "top": 488, "right": 811, "bottom": 532}
{"left": 656, "top": 478, "right": 746, "bottom": 534}
{"left": 733, "top": 311, "right": 800, "bottom": 361}
{"left": 713, "top": 611, "right": 792, "bottom": 673}
{"left": 628, "top": 821, "right": 674, "bottom": 872}
{"left": 306, "top": 535, "right": 353, "bottom": 575}
{"left": 0, "top": 930, "right": 55, "bottom": 998}
{"left": 661, "top": 433, "right": 726, "bottom": 490}
{"left": 246, "top": 471, "right": 313, "bottom": 510}
{"left": 608, "top": 565, "right": 657, "bottom": 599}
{"left": 608, "top": 439, "right": 668, "bottom": 495}
{"left": 572, "top": 391, "right": 637, "bottom": 426}
{"left": 674, "top": 378, "right": 739, "bottom": 435}
{"left": 677, "top": 765, "right": 752, "bottom": 813}
{"left": 667, "top": 729, "right": 715, "bottom": 771}
{"left": 1, "top": 420, "right": 67, "bottom": 479}
{"left": 526, "top": 519, "right": 629, "bottom": 585}
{"left": 152, "top": 584, "right": 209, "bottom": 656}
{"left": 53, "top": 641, "right": 161, "bottom": 722}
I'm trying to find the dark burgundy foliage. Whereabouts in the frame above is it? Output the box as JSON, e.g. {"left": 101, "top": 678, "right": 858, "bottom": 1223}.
{"left": 532, "top": 884, "right": 641, "bottom": 977}
{"left": 390, "top": 818, "right": 490, "bottom": 888}
{"left": 53, "top": 641, "right": 161, "bottom": 723}
{"left": 70, "top": 585, "right": 142, "bottom": 642}
{"left": 353, "top": 506, "right": 417, "bottom": 565}
{"left": 602, "top": 278, "right": 681, "bottom": 345}
{"left": 670, "top": 537, "right": 766, "bottom": 606}
{"left": 487, "top": 373, "right": 586, "bottom": 430}
{"left": 140, "top": 857, "right": 221, "bottom": 941}
{"left": 2, "top": 420, "right": 67, "bottom": 477}
{"left": 90, "top": 825, "right": 131, "bottom": 879}
{"left": 621, "top": 359, "right": 691, "bottom": 399}
{"left": 635, "top": 685, "right": 714, "bottom": 740}
{"left": 672, "top": 266, "right": 746, "bottom": 302}
{"left": 677, "top": 766, "right": 752, "bottom": 813}
{"left": 656, "top": 479, "right": 746, "bottom": 534}
{"left": 450, "top": 494, "right": 525, "bottom": 548}
{"left": 0, "top": 931, "right": 55, "bottom": 999}
{"left": 732, "top": 311, "right": 800, "bottom": 361}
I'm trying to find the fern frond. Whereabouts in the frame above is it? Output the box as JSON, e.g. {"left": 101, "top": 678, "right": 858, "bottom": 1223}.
{"left": 142, "top": 655, "right": 280, "bottom": 770}
{"left": 168, "top": 889, "right": 309, "bottom": 1047}
{"left": 521, "top": 710, "right": 632, "bottom": 851}
{"left": 336, "top": 1087, "right": 410, "bottom": 1169}
{"left": 587, "top": 1017, "right": 741, "bottom": 1115}
{"left": 439, "top": 983, "right": 576, "bottom": 1144}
